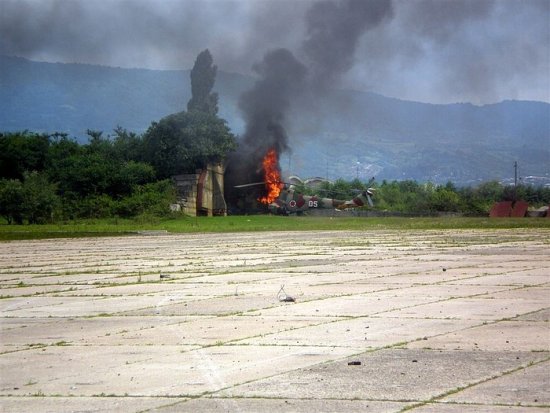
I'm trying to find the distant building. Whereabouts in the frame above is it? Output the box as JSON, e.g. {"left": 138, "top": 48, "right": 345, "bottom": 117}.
{"left": 304, "top": 177, "right": 332, "bottom": 189}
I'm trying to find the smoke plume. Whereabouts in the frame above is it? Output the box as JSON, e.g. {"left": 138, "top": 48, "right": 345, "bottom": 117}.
{"left": 303, "top": 0, "right": 393, "bottom": 86}
{"left": 226, "top": 0, "right": 393, "bottom": 194}
{"left": 1, "top": 0, "right": 547, "bottom": 104}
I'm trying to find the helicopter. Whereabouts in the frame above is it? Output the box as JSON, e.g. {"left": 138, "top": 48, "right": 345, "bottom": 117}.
{"left": 235, "top": 177, "right": 375, "bottom": 216}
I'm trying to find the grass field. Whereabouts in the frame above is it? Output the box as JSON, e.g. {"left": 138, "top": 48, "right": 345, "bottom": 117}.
{"left": 1, "top": 215, "right": 549, "bottom": 241}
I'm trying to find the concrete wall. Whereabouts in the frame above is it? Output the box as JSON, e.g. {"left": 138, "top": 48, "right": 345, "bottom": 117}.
{"left": 173, "top": 163, "right": 226, "bottom": 216}
{"left": 173, "top": 173, "right": 200, "bottom": 216}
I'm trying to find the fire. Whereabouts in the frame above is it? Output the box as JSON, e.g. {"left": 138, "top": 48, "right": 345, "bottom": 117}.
{"left": 258, "top": 148, "right": 282, "bottom": 204}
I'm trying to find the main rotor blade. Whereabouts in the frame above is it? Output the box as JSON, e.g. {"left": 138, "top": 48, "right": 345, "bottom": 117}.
{"left": 234, "top": 182, "right": 266, "bottom": 188}
{"left": 367, "top": 194, "right": 374, "bottom": 207}
{"left": 234, "top": 181, "right": 287, "bottom": 188}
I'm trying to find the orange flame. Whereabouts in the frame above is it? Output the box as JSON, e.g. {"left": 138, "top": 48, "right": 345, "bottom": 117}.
{"left": 258, "top": 148, "right": 282, "bottom": 204}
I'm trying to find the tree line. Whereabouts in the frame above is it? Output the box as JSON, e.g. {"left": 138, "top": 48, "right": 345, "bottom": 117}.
{"left": 1, "top": 129, "right": 549, "bottom": 224}
{"left": 298, "top": 178, "right": 550, "bottom": 216}
{"left": 0, "top": 49, "right": 237, "bottom": 224}
{"left": 0, "top": 129, "right": 169, "bottom": 223}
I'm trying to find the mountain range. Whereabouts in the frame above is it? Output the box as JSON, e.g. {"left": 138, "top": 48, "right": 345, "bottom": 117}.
{"left": 1, "top": 55, "right": 548, "bottom": 185}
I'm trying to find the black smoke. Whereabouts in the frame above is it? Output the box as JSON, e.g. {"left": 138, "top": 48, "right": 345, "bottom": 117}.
{"left": 225, "top": 0, "right": 393, "bottom": 205}
{"left": 303, "top": 0, "right": 393, "bottom": 86}
{"left": 227, "top": 49, "right": 307, "bottom": 189}
{"left": 1, "top": 0, "right": 548, "bottom": 103}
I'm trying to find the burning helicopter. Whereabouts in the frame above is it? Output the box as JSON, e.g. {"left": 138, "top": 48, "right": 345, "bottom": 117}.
{"left": 273, "top": 184, "right": 374, "bottom": 215}
{"left": 234, "top": 149, "right": 375, "bottom": 215}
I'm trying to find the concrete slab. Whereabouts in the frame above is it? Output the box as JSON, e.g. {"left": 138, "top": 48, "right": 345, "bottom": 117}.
{"left": 368, "top": 271, "right": 481, "bottom": 285}
{"left": 1, "top": 295, "right": 173, "bottom": 317}
{"left": 1, "top": 345, "right": 201, "bottom": 396}
{"left": 444, "top": 359, "right": 550, "bottom": 406}
{"left": 188, "top": 270, "right": 301, "bottom": 284}
{"left": 125, "top": 295, "right": 283, "bottom": 317}
{"left": 382, "top": 297, "right": 546, "bottom": 320}
{"left": 240, "top": 316, "right": 479, "bottom": 349}
{"left": 486, "top": 285, "right": 550, "bottom": 301}
{"left": 262, "top": 271, "right": 385, "bottom": 286}
{"left": 406, "top": 320, "right": 549, "bottom": 351}
{"left": 271, "top": 281, "right": 395, "bottom": 298}
{"left": 515, "top": 308, "right": 550, "bottom": 322}
{"left": 0, "top": 284, "right": 95, "bottom": 298}
{"left": 1, "top": 228, "right": 549, "bottom": 412}
{"left": 54, "top": 282, "right": 191, "bottom": 297}
{"left": 221, "top": 349, "right": 548, "bottom": 401}
{"left": 0, "top": 397, "right": 186, "bottom": 413}
{"left": 4, "top": 273, "right": 135, "bottom": 286}
{"left": 411, "top": 403, "right": 544, "bottom": 412}
{"left": 250, "top": 293, "right": 430, "bottom": 317}
{"left": 120, "top": 315, "right": 342, "bottom": 346}
{"left": 150, "top": 397, "right": 408, "bottom": 412}
{"left": 450, "top": 271, "right": 549, "bottom": 286}
{"left": 0, "top": 316, "right": 194, "bottom": 346}
{"left": 1, "top": 344, "right": 358, "bottom": 397}
{"left": 365, "top": 284, "right": 509, "bottom": 299}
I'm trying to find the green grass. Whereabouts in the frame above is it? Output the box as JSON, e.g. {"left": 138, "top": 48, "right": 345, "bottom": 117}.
{"left": 0, "top": 215, "right": 549, "bottom": 241}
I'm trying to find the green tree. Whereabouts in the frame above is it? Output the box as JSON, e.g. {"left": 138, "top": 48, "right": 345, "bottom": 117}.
{"left": 0, "top": 131, "right": 50, "bottom": 179}
{"left": 458, "top": 186, "right": 489, "bottom": 216}
{"left": 113, "top": 180, "right": 175, "bottom": 218}
{"left": 515, "top": 184, "right": 550, "bottom": 206}
{"left": 109, "top": 161, "right": 156, "bottom": 196}
{"left": 142, "top": 111, "right": 236, "bottom": 178}
{"left": 376, "top": 180, "right": 422, "bottom": 212}
{"left": 331, "top": 179, "right": 355, "bottom": 198}
{"left": 85, "top": 129, "right": 120, "bottom": 161}
{"left": 112, "top": 126, "right": 144, "bottom": 162}
{"left": 46, "top": 135, "right": 82, "bottom": 187}
{"left": 75, "top": 194, "right": 115, "bottom": 219}
{"left": 143, "top": 50, "right": 235, "bottom": 179}
{"left": 1, "top": 172, "right": 60, "bottom": 224}
{"left": 21, "top": 171, "right": 60, "bottom": 224}
{"left": 426, "top": 187, "right": 461, "bottom": 212}
{"left": 475, "top": 181, "right": 503, "bottom": 202}
{"left": 187, "top": 49, "right": 219, "bottom": 115}
{"left": 53, "top": 152, "right": 115, "bottom": 197}
{"left": 0, "top": 179, "right": 25, "bottom": 224}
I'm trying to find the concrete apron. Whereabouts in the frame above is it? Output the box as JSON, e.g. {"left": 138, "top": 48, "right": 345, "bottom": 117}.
{"left": 0, "top": 229, "right": 548, "bottom": 412}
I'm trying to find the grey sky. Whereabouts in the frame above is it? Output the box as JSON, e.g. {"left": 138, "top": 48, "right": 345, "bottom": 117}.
{"left": 1, "top": 0, "right": 548, "bottom": 104}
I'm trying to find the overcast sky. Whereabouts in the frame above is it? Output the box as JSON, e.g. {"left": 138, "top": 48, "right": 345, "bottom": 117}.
{"left": 1, "top": 0, "right": 549, "bottom": 104}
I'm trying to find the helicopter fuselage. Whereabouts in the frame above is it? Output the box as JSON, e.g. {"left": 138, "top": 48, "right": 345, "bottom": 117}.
{"left": 268, "top": 188, "right": 344, "bottom": 215}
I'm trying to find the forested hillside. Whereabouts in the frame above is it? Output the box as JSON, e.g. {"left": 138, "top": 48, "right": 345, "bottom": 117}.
{"left": 1, "top": 55, "right": 548, "bottom": 184}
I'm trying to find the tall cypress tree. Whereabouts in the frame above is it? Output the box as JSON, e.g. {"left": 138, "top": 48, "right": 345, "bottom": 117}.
{"left": 187, "top": 49, "right": 219, "bottom": 115}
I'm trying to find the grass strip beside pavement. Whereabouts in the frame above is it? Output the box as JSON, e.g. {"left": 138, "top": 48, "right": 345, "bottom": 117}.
{"left": 1, "top": 216, "right": 549, "bottom": 241}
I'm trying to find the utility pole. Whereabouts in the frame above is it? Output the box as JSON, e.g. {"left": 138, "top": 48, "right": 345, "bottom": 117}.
{"left": 513, "top": 161, "right": 519, "bottom": 202}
